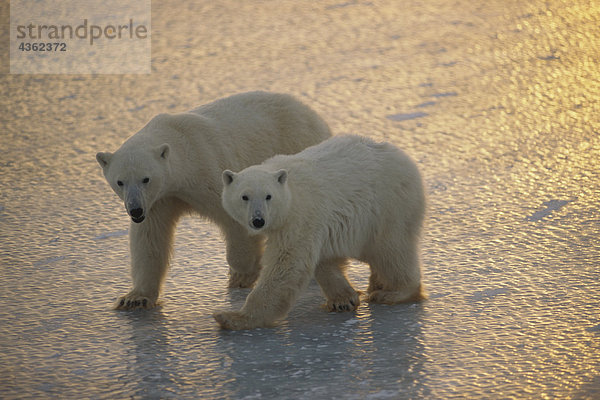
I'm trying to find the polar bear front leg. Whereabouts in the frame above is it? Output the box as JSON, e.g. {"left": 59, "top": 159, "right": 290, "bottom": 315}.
{"left": 114, "top": 199, "right": 182, "bottom": 310}
{"left": 224, "top": 224, "right": 264, "bottom": 288}
{"left": 214, "top": 244, "right": 316, "bottom": 330}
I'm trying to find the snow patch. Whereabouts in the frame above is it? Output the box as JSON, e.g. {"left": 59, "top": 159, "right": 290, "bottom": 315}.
{"left": 93, "top": 229, "right": 128, "bottom": 240}
{"left": 386, "top": 112, "right": 428, "bottom": 121}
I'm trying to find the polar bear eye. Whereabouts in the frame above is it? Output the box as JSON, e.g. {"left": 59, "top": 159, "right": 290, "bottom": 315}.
{"left": 266, "top": 195, "right": 272, "bottom": 201}
{"left": 117, "top": 181, "right": 123, "bottom": 187}
{"left": 142, "top": 177, "right": 150, "bottom": 184}
{"left": 242, "top": 195, "right": 249, "bottom": 201}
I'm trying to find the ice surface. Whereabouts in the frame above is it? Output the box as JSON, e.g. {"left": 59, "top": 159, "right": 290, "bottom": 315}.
{"left": 1, "top": 0, "right": 599, "bottom": 398}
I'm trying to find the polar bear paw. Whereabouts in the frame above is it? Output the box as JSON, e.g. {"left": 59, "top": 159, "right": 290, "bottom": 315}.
{"left": 324, "top": 291, "right": 361, "bottom": 312}
{"left": 227, "top": 269, "right": 260, "bottom": 288}
{"left": 213, "top": 311, "right": 251, "bottom": 330}
{"left": 113, "top": 292, "right": 156, "bottom": 310}
{"left": 213, "top": 310, "right": 273, "bottom": 330}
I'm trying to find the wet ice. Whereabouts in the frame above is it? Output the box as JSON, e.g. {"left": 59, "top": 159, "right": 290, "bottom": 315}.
{"left": 1, "top": 0, "right": 599, "bottom": 398}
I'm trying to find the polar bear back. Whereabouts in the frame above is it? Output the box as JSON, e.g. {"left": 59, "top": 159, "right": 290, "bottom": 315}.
{"left": 263, "top": 135, "right": 424, "bottom": 259}
{"left": 119, "top": 91, "right": 331, "bottom": 176}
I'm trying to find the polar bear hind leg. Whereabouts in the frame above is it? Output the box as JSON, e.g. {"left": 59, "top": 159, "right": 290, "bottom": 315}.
{"left": 365, "top": 229, "right": 425, "bottom": 304}
{"left": 314, "top": 258, "right": 361, "bottom": 312}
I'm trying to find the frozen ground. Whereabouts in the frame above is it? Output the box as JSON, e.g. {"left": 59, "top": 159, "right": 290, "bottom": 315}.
{"left": 1, "top": 0, "right": 599, "bottom": 398}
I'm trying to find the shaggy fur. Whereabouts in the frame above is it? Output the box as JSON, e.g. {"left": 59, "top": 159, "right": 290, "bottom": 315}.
{"left": 217, "top": 135, "right": 425, "bottom": 330}
{"left": 96, "top": 91, "right": 331, "bottom": 309}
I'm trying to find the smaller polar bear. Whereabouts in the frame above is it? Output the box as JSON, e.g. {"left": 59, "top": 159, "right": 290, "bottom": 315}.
{"left": 96, "top": 92, "right": 331, "bottom": 310}
{"left": 216, "top": 135, "right": 425, "bottom": 330}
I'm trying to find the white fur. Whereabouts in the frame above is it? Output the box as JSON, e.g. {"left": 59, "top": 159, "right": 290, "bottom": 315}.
{"left": 217, "top": 135, "right": 425, "bottom": 330}
{"left": 96, "top": 91, "right": 331, "bottom": 309}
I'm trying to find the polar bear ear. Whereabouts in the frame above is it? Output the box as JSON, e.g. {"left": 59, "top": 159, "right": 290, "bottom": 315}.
{"left": 157, "top": 144, "right": 170, "bottom": 160}
{"left": 222, "top": 170, "right": 236, "bottom": 186}
{"left": 96, "top": 152, "right": 112, "bottom": 168}
{"left": 275, "top": 169, "right": 288, "bottom": 185}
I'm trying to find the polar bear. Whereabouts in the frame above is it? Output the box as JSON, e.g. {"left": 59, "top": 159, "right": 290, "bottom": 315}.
{"left": 96, "top": 91, "right": 331, "bottom": 310}
{"left": 216, "top": 135, "right": 425, "bottom": 330}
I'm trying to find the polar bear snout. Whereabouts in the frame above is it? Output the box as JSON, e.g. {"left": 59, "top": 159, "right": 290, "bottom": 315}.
{"left": 126, "top": 199, "right": 145, "bottom": 223}
{"left": 129, "top": 207, "right": 145, "bottom": 223}
{"left": 124, "top": 186, "right": 146, "bottom": 223}
{"left": 252, "top": 217, "right": 265, "bottom": 229}
{"left": 250, "top": 208, "right": 266, "bottom": 230}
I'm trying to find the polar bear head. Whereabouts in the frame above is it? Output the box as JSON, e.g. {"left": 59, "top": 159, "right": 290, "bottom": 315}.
{"left": 221, "top": 167, "right": 291, "bottom": 235}
{"left": 96, "top": 144, "right": 170, "bottom": 223}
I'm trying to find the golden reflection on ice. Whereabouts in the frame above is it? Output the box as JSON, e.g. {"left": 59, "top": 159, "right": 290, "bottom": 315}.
{"left": 0, "top": 0, "right": 599, "bottom": 398}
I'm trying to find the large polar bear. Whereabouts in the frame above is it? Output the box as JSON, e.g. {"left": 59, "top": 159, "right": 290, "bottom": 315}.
{"left": 217, "top": 135, "right": 425, "bottom": 330}
{"left": 96, "top": 91, "right": 331, "bottom": 309}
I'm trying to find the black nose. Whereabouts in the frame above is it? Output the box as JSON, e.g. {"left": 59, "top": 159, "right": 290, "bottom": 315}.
{"left": 130, "top": 208, "right": 144, "bottom": 218}
{"left": 252, "top": 218, "right": 265, "bottom": 229}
